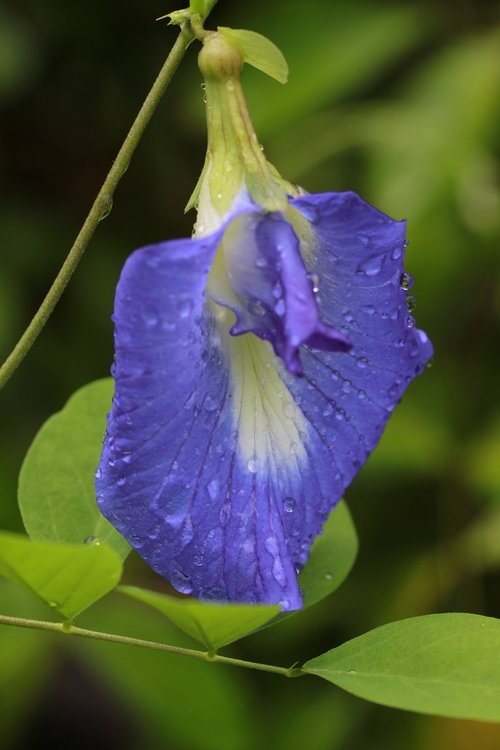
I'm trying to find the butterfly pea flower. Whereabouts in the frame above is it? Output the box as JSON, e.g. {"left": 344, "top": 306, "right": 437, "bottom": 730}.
{"left": 96, "top": 32, "right": 433, "bottom": 611}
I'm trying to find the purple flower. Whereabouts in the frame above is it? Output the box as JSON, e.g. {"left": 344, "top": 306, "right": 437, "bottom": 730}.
{"left": 95, "top": 33, "right": 433, "bottom": 611}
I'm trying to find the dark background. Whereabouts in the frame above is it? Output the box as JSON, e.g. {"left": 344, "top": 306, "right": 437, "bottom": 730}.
{"left": 1, "top": 0, "right": 500, "bottom": 748}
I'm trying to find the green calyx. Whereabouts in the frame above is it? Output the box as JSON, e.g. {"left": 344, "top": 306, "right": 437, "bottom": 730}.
{"left": 188, "top": 30, "right": 299, "bottom": 235}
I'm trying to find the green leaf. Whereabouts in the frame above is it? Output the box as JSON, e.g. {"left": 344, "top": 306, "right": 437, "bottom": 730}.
{"left": 304, "top": 613, "right": 500, "bottom": 722}
{"left": 120, "top": 501, "right": 356, "bottom": 648}
{"left": 299, "top": 500, "right": 358, "bottom": 609}
{"left": 0, "top": 532, "right": 122, "bottom": 620}
{"left": 218, "top": 27, "right": 288, "bottom": 84}
{"left": 119, "top": 586, "right": 279, "bottom": 651}
{"left": 18, "top": 379, "right": 129, "bottom": 560}
{"left": 190, "top": 0, "right": 218, "bottom": 19}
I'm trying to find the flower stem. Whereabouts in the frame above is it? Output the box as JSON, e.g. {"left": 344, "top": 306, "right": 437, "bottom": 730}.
{"left": 0, "top": 614, "right": 303, "bottom": 678}
{"left": 0, "top": 24, "right": 194, "bottom": 392}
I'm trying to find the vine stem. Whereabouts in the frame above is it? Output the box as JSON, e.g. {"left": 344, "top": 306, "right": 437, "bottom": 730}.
{"left": 0, "top": 23, "right": 194, "bottom": 391}
{"left": 0, "top": 614, "right": 303, "bottom": 678}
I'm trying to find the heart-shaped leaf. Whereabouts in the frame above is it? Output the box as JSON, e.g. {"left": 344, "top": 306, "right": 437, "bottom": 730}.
{"left": 304, "top": 613, "right": 500, "bottom": 722}
{"left": 0, "top": 532, "right": 122, "bottom": 621}
{"left": 119, "top": 586, "right": 279, "bottom": 651}
{"left": 18, "top": 379, "right": 130, "bottom": 560}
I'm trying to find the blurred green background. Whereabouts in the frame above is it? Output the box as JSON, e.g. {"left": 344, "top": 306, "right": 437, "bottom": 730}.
{"left": 1, "top": 0, "right": 500, "bottom": 748}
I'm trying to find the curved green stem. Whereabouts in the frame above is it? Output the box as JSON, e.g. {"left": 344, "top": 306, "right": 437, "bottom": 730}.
{"left": 0, "top": 24, "right": 194, "bottom": 392}
{"left": 0, "top": 614, "right": 303, "bottom": 678}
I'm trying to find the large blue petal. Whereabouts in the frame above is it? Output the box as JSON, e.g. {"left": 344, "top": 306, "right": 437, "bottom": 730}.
{"left": 96, "top": 192, "right": 432, "bottom": 610}
{"left": 96, "top": 225, "right": 304, "bottom": 610}
{"left": 277, "top": 191, "right": 434, "bottom": 566}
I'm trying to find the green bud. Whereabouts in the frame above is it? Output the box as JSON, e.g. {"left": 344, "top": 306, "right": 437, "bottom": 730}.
{"left": 188, "top": 31, "right": 299, "bottom": 235}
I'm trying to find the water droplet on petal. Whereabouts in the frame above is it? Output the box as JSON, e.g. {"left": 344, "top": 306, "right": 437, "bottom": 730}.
{"left": 205, "top": 396, "right": 218, "bottom": 412}
{"left": 418, "top": 330, "right": 429, "bottom": 344}
{"left": 249, "top": 300, "right": 266, "bottom": 316}
{"left": 283, "top": 497, "right": 296, "bottom": 513}
{"left": 95, "top": 468, "right": 102, "bottom": 479}
{"left": 171, "top": 569, "right": 193, "bottom": 595}
{"left": 400, "top": 272, "right": 414, "bottom": 290}
{"left": 274, "top": 299, "right": 285, "bottom": 316}
{"left": 178, "top": 300, "right": 193, "bottom": 318}
{"left": 255, "top": 256, "right": 267, "bottom": 268}
{"left": 207, "top": 479, "right": 219, "bottom": 500}
{"left": 361, "top": 304, "right": 376, "bottom": 315}
{"left": 391, "top": 245, "right": 403, "bottom": 260}
{"left": 357, "top": 254, "right": 384, "bottom": 277}
{"left": 246, "top": 457, "right": 258, "bottom": 474}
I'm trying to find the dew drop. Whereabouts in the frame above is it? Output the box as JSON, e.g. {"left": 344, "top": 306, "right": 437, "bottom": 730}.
{"left": 308, "top": 273, "right": 320, "bottom": 293}
{"left": 95, "top": 468, "right": 102, "bottom": 479}
{"left": 142, "top": 305, "right": 158, "bottom": 327}
{"left": 148, "top": 524, "right": 161, "bottom": 540}
{"left": 356, "top": 356, "right": 368, "bottom": 369}
{"left": 247, "top": 458, "right": 258, "bottom": 474}
{"left": 249, "top": 300, "right": 266, "bottom": 316}
{"left": 170, "top": 569, "right": 193, "bottom": 595}
{"left": 255, "top": 256, "right": 267, "bottom": 268}
{"left": 84, "top": 535, "right": 100, "bottom": 546}
{"left": 357, "top": 254, "right": 384, "bottom": 277}
{"left": 406, "top": 293, "right": 416, "bottom": 312}
{"left": 283, "top": 496, "right": 296, "bottom": 513}
{"left": 178, "top": 300, "right": 193, "bottom": 318}
{"left": 418, "top": 330, "right": 429, "bottom": 344}
{"left": 324, "top": 572, "right": 333, "bottom": 581}
{"left": 205, "top": 396, "right": 218, "bottom": 412}
{"left": 207, "top": 479, "right": 219, "bottom": 500}
{"left": 272, "top": 282, "right": 282, "bottom": 299}
{"left": 117, "top": 477, "right": 127, "bottom": 487}
{"left": 99, "top": 195, "right": 113, "bottom": 221}
{"left": 323, "top": 404, "right": 333, "bottom": 417}
{"left": 400, "top": 272, "right": 414, "bottom": 291}
{"left": 274, "top": 299, "right": 286, "bottom": 316}
{"left": 342, "top": 380, "right": 352, "bottom": 394}
{"left": 361, "top": 304, "right": 376, "bottom": 316}
{"left": 391, "top": 245, "right": 403, "bottom": 260}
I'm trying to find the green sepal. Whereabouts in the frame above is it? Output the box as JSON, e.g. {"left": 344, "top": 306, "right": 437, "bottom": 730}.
{"left": 160, "top": 9, "right": 191, "bottom": 26}
{"left": 119, "top": 586, "right": 279, "bottom": 651}
{"left": 218, "top": 27, "right": 288, "bottom": 84}
{"left": 0, "top": 532, "right": 122, "bottom": 621}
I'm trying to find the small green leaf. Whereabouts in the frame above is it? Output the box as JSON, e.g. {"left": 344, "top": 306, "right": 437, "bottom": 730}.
{"left": 190, "top": 0, "right": 217, "bottom": 19}
{"left": 18, "top": 379, "right": 130, "bottom": 560}
{"left": 119, "top": 586, "right": 279, "bottom": 651}
{"left": 218, "top": 27, "right": 288, "bottom": 84}
{"left": 299, "top": 500, "right": 358, "bottom": 609}
{"left": 304, "top": 614, "right": 500, "bottom": 722}
{"left": 120, "top": 501, "right": 356, "bottom": 648}
{"left": 0, "top": 532, "right": 122, "bottom": 620}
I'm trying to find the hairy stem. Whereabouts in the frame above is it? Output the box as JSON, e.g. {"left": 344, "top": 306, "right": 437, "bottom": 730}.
{"left": 0, "top": 614, "right": 303, "bottom": 678}
{"left": 0, "top": 24, "right": 194, "bottom": 391}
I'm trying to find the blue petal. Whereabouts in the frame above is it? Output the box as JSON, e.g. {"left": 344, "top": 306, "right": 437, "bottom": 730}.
{"left": 276, "top": 191, "right": 434, "bottom": 565}
{"left": 97, "top": 192, "right": 432, "bottom": 611}
{"left": 208, "top": 211, "right": 351, "bottom": 374}
{"left": 96, "top": 226, "right": 303, "bottom": 610}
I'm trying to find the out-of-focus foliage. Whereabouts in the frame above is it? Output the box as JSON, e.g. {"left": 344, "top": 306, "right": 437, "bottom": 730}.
{"left": 0, "top": 0, "right": 499, "bottom": 748}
